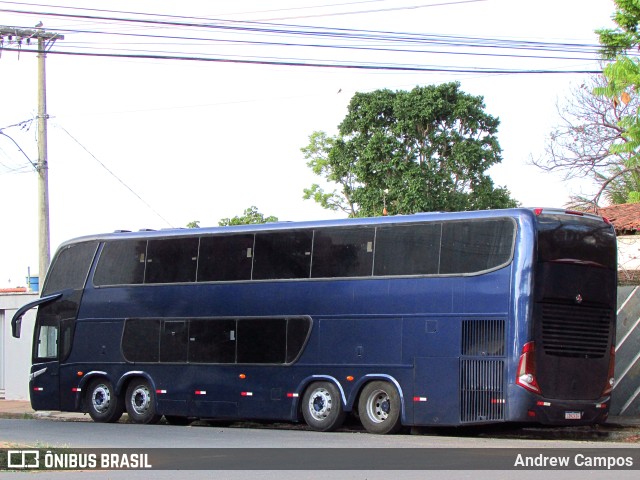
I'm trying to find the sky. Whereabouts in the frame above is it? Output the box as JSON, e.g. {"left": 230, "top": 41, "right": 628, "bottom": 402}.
{"left": 0, "top": 0, "right": 618, "bottom": 287}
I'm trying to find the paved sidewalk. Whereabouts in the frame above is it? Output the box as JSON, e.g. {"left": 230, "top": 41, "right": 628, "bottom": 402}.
{"left": 0, "top": 400, "right": 33, "bottom": 416}
{"left": 0, "top": 399, "right": 88, "bottom": 421}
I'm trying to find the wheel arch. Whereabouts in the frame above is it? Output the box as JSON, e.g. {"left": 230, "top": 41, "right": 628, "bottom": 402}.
{"left": 291, "top": 375, "right": 347, "bottom": 419}
{"left": 115, "top": 370, "right": 156, "bottom": 397}
{"left": 77, "top": 371, "right": 109, "bottom": 410}
{"left": 350, "top": 374, "right": 407, "bottom": 423}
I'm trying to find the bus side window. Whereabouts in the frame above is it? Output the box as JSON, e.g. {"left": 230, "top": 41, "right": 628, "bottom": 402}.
{"left": 198, "top": 234, "right": 254, "bottom": 282}
{"left": 94, "top": 240, "right": 146, "bottom": 286}
{"left": 188, "top": 319, "right": 236, "bottom": 363}
{"left": 122, "top": 319, "right": 161, "bottom": 362}
{"left": 161, "top": 320, "right": 188, "bottom": 363}
{"left": 286, "top": 317, "right": 312, "bottom": 363}
{"left": 253, "top": 231, "right": 313, "bottom": 280}
{"left": 146, "top": 238, "right": 199, "bottom": 284}
{"left": 59, "top": 318, "right": 76, "bottom": 361}
{"left": 312, "top": 227, "right": 374, "bottom": 278}
{"left": 35, "top": 316, "right": 58, "bottom": 360}
{"left": 237, "top": 318, "right": 287, "bottom": 363}
{"left": 374, "top": 224, "right": 441, "bottom": 276}
{"left": 440, "top": 219, "right": 515, "bottom": 274}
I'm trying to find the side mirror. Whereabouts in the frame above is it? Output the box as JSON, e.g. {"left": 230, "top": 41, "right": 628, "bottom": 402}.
{"left": 12, "top": 316, "right": 22, "bottom": 338}
{"left": 11, "top": 293, "right": 63, "bottom": 338}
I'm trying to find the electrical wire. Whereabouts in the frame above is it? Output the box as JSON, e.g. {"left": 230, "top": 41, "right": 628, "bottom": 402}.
{"left": 0, "top": 2, "right": 610, "bottom": 79}
{"left": 53, "top": 123, "right": 174, "bottom": 228}
{"left": 0, "top": 4, "right": 607, "bottom": 59}
{"left": 6, "top": 25, "right": 604, "bottom": 63}
{"left": 0, "top": 130, "right": 37, "bottom": 170}
{"left": 0, "top": 46, "right": 602, "bottom": 73}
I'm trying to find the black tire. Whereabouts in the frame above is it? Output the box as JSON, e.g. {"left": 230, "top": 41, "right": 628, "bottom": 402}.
{"left": 301, "top": 381, "right": 346, "bottom": 432}
{"left": 86, "top": 379, "right": 124, "bottom": 423}
{"left": 164, "top": 415, "right": 193, "bottom": 426}
{"left": 358, "top": 381, "right": 402, "bottom": 434}
{"left": 125, "top": 379, "right": 162, "bottom": 424}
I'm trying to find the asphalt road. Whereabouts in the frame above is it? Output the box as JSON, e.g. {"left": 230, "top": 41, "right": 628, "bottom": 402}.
{"left": 0, "top": 417, "right": 637, "bottom": 448}
{"left": 1, "top": 418, "right": 639, "bottom": 480}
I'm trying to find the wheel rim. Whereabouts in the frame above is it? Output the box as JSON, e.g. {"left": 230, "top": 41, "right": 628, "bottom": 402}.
{"left": 365, "top": 388, "right": 391, "bottom": 424}
{"left": 92, "top": 384, "right": 111, "bottom": 414}
{"left": 308, "top": 387, "right": 333, "bottom": 421}
{"left": 130, "top": 385, "right": 152, "bottom": 416}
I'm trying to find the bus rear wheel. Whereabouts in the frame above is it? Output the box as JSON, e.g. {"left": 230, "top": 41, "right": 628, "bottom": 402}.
{"left": 301, "top": 381, "right": 346, "bottom": 432}
{"left": 125, "top": 379, "right": 162, "bottom": 424}
{"left": 86, "top": 379, "right": 124, "bottom": 423}
{"left": 358, "top": 381, "right": 402, "bottom": 434}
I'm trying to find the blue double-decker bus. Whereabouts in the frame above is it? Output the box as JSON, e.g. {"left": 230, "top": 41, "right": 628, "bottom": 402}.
{"left": 12, "top": 208, "right": 617, "bottom": 433}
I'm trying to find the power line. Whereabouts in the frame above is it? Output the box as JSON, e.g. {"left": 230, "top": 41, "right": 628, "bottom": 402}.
{"left": 0, "top": 2, "right": 610, "bottom": 76}
{"left": 0, "top": 130, "right": 37, "bottom": 169}
{"left": 256, "top": 0, "right": 489, "bottom": 21}
{"left": 10, "top": 25, "right": 604, "bottom": 62}
{"left": 0, "top": 45, "right": 602, "bottom": 74}
{"left": 54, "top": 123, "right": 174, "bottom": 228}
{"left": 0, "top": 5, "right": 604, "bottom": 54}
{"left": 0, "top": 0, "right": 388, "bottom": 20}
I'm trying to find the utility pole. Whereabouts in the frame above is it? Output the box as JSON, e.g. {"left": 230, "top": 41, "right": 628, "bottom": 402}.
{"left": 0, "top": 26, "right": 63, "bottom": 285}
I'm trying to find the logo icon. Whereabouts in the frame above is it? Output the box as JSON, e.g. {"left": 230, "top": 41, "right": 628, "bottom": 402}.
{"left": 7, "top": 450, "right": 40, "bottom": 469}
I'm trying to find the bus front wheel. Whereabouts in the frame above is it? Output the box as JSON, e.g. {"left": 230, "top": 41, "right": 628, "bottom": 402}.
{"left": 358, "top": 381, "right": 402, "bottom": 434}
{"left": 86, "top": 379, "right": 124, "bottom": 423}
{"left": 125, "top": 379, "right": 162, "bottom": 424}
{"left": 301, "top": 381, "right": 346, "bottom": 432}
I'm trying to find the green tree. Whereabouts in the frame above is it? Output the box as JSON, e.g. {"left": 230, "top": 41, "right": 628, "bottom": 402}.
{"left": 605, "top": 165, "right": 640, "bottom": 203}
{"left": 186, "top": 220, "right": 200, "bottom": 228}
{"left": 302, "top": 83, "right": 517, "bottom": 217}
{"left": 595, "top": 0, "right": 640, "bottom": 203}
{"left": 218, "top": 206, "right": 278, "bottom": 226}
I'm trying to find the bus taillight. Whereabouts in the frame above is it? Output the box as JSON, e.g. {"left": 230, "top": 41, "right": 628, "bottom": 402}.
{"left": 516, "top": 341, "right": 541, "bottom": 394}
{"left": 602, "top": 346, "right": 615, "bottom": 396}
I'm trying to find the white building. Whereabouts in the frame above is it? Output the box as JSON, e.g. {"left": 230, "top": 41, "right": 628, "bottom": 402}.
{"left": 0, "top": 292, "right": 38, "bottom": 400}
{"left": 596, "top": 203, "right": 640, "bottom": 284}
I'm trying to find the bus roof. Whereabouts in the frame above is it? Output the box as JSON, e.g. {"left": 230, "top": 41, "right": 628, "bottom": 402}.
{"left": 58, "top": 207, "right": 607, "bottom": 248}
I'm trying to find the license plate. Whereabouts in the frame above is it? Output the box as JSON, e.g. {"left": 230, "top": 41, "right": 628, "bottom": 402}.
{"left": 565, "top": 411, "right": 582, "bottom": 420}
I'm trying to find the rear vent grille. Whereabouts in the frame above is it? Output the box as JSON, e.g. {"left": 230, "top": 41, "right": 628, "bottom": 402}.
{"left": 460, "top": 359, "right": 505, "bottom": 423}
{"left": 462, "top": 319, "right": 505, "bottom": 356}
{"left": 460, "top": 320, "right": 506, "bottom": 423}
{"left": 540, "top": 302, "right": 612, "bottom": 358}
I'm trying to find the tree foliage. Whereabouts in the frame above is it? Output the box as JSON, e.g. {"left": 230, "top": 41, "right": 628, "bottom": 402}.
{"left": 533, "top": 74, "right": 640, "bottom": 208}
{"left": 218, "top": 206, "right": 278, "bottom": 226}
{"left": 302, "top": 83, "right": 517, "bottom": 217}
{"left": 591, "top": 0, "right": 640, "bottom": 204}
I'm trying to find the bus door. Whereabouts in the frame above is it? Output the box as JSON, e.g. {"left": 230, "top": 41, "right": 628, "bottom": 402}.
{"left": 30, "top": 298, "right": 81, "bottom": 411}
{"left": 31, "top": 308, "right": 61, "bottom": 410}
